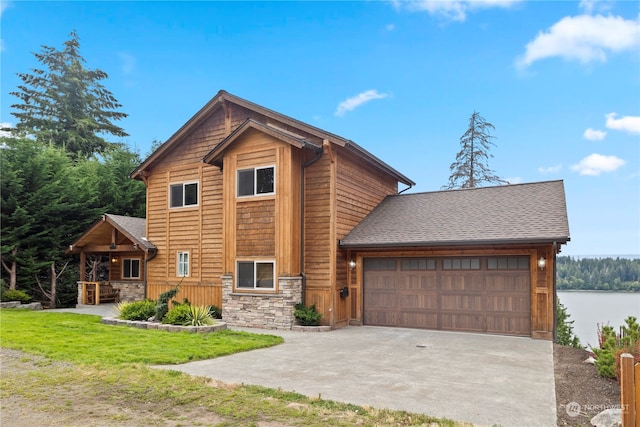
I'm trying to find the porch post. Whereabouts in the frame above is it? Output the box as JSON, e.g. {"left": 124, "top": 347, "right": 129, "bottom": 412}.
{"left": 79, "top": 251, "right": 86, "bottom": 281}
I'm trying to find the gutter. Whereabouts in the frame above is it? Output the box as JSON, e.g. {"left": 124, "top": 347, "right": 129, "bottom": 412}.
{"left": 338, "top": 237, "right": 571, "bottom": 250}
{"left": 299, "top": 139, "right": 324, "bottom": 305}
{"left": 552, "top": 241, "right": 558, "bottom": 342}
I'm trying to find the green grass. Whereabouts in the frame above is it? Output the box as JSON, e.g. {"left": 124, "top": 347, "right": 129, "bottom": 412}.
{"left": 0, "top": 309, "right": 282, "bottom": 365}
{"left": 0, "top": 309, "right": 468, "bottom": 426}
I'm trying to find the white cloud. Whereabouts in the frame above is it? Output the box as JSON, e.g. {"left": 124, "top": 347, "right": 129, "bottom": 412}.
{"left": 605, "top": 112, "right": 640, "bottom": 134}
{"left": 579, "top": 0, "right": 613, "bottom": 14}
{"left": 538, "top": 164, "right": 562, "bottom": 174}
{"left": 386, "top": 23, "right": 395, "bottom": 31}
{"left": 0, "top": 122, "right": 14, "bottom": 138}
{"left": 505, "top": 176, "right": 522, "bottom": 184}
{"left": 570, "top": 153, "right": 625, "bottom": 176}
{"left": 517, "top": 14, "right": 640, "bottom": 68}
{"left": 391, "top": 0, "right": 520, "bottom": 22}
{"left": 118, "top": 52, "right": 136, "bottom": 75}
{"left": 335, "top": 90, "right": 389, "bottom": 117}
{"left": 583, "top": 128, "right": 607, "bottom": 141}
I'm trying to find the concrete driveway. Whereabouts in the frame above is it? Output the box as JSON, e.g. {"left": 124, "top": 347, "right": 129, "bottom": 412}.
{"left": 154, "top": 326, "right": 556, "bottom": 427}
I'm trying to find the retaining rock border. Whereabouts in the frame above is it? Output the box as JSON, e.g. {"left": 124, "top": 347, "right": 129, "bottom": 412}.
{"left": 102, "top": 317, "right": 227, "bottom": 333}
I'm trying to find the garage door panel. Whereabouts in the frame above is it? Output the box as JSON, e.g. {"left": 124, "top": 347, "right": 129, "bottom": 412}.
{"left": 487, "top": 315, "right": 530, "bottom": 335}
{"left": 441, "top": 274, "right": 485, "bottom": 291}
{"left": 399, "top": 311, "right": 438, "bottom": 329}
{"left": 364, "top": 256, "right": 531, "bottom": 336}
{"left": 441, "top": 313, "right": 484, "bottom": 332}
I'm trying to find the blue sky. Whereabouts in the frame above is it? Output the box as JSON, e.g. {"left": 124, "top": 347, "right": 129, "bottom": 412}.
{"left": 1, "top": 1, "right": 639, "bottom": 257}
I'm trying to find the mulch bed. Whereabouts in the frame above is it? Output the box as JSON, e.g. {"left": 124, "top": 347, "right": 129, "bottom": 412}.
{"left": 554, "top": 343, "right": 621, "bottom": 426}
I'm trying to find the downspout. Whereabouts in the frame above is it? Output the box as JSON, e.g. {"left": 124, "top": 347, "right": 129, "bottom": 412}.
{"left": 552, "top": 241, "right": 558, "bottom": 342}
{"left": 299, "top": 140, "right": 324, "bottom": 305}
{"left": 143, "top": 248, "right": 158, "bottom": 299}
{"left": 398, "top": 183, "right": 413, "bottom": 194}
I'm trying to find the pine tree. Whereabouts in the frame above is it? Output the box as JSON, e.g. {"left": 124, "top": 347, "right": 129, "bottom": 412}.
{"left": 10, "top": 30, "right": 128, "bottom": 157}
{"left": 444, "top": 111, "right": 508, "bottom": 189}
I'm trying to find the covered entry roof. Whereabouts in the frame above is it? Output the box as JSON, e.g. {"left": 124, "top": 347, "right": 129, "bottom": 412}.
{"left": 339, "top": 180, "right": 570, "bottom": 248}
{"left": 67, "top": 214, "right": 156, "bottom": 254}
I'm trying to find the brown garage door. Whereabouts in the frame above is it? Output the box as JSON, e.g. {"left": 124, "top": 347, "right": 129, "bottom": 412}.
{"left": 363, "top": 256, "right": 531, "bottom": 336}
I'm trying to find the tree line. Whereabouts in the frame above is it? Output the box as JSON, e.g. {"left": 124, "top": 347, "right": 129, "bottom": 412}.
{"left": 1, "top": 31, "right": 145, "bottom": 307}
{"left": 556, "top": 256, "right": 640, "bottom": 292}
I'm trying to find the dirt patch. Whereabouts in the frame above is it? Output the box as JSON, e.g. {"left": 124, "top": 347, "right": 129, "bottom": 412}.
{"left": 554, "top": 343, "right": 621, "bottom": 426}
{"left": 2, "top": 344, "right": 624, "bottom": 426}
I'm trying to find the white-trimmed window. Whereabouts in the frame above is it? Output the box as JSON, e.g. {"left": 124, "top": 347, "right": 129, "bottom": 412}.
{"left": 170, "top": 182, "right": 199, "bottom": 208}
{"left": 236, "top": 260, "right": 275, "bottom": 289}
{"left": 237, "top": 166, "right": 275, "bottom": 197}
{"left": 123, "top": 258, "right": 141, "bottom": 279}
{"left": 177, "top": 252, "right": 190, "bottom": 277}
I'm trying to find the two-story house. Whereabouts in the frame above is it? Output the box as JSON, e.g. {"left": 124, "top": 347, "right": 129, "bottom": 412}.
{"left": 69, "top": 90, "right": 570, "bottom": 339}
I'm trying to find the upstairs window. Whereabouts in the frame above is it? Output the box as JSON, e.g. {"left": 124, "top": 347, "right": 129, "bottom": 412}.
{"left": 237, "top": 166, "right": 275, "bottom": 197}
{"left": 177, "top": 252, "right": 190, "bottom": 277}
{"left": 236, "top": 260, "right": 275, "bottom": 290}
{"left": 170, "top": 182, "right": 198, "bottom": 208}
{"left": 123, "top": 258, "right": 141, "bottom": 279}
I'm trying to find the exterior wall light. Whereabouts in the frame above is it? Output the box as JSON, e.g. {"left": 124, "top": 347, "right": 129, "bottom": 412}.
{"left": 111, "top": 257, "right": 118, "bottom": 263}
{"left": 538, "top": 257, "right": 546, "bottom": 270}
{"left": 348, "top": 260, "right": 357, "bottom": 270}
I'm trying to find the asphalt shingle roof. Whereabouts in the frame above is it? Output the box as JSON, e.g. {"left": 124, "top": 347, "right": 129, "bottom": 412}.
{"left": 339, "top": 180, "right": 570, "bottom": 248}
{"left": 104, "top": 214, "right": 156, "bottom": 251}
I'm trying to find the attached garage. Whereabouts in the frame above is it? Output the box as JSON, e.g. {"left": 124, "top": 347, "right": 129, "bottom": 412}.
{"left": 339, "top": 181, "right": 571, "bottom": 339}
{"left": 363, "top": 256, "right": 530, "bottom": 335}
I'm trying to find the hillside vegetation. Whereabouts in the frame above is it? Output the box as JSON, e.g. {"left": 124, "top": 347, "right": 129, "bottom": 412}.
{"left": 557, "top": 256, "right": 640, "bottom": 292}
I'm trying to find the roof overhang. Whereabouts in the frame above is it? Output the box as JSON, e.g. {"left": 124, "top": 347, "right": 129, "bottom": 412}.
{"left": 66, "top": 214, "right": 156, "bottom": 255}
{"left": 202, "top": 119, "right": 322, "bottom": 167}
{"left": 339, "top": 237, "right": 571, "bottom": 250}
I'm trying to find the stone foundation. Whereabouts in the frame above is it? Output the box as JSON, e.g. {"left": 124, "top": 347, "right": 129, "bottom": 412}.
{"left": 109, "top": 281, "right": 145, "bottom": 302}
{"left": 222, "top": 275, "right": 302, "bottom": 330}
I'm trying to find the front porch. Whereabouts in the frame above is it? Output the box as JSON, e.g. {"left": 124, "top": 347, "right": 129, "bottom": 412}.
{"left": 76, "top": 280, "right": 146, "bottom": 305}
{"left": 67, "top": 214, "right": 156, "bottom": 305}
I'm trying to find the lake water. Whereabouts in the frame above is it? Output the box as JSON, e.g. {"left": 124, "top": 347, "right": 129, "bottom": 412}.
{"left": 557, "top": 291, "right": 640, "bottom": 349}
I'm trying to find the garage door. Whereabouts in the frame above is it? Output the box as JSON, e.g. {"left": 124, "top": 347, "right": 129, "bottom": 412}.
{"left": 363, "top": 256, "right": 531, "bottom": 336}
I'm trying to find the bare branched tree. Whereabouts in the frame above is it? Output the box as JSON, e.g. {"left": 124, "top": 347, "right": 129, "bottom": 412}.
{"left": 444, "top": 111, "right": 508, "bottom": 189}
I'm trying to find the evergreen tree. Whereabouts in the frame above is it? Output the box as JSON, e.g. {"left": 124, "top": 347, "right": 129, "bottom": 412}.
{"left": 444, "top": 111, "right": 508, "bottom": 189}
{"left": 555, "top": 297, "right": 582, "bottom": 348}
{"left": 0, "top": 137, "right": 99, "bottom": 305}
{"left": 10, "top": 30, "right": 128, "bottom": 157}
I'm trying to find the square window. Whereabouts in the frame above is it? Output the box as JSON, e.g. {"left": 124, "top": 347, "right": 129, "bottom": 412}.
{"left": 237, "top": 167, "right": 274, "bottom": 197}
{"left": 170, "top": 182, "right": 198, "bottom": 208}
{"left": 236, "top": 260, "right": 275, "bottom": 290}
{"left": 123, "top": 259, "right": 140, "bottom": 279}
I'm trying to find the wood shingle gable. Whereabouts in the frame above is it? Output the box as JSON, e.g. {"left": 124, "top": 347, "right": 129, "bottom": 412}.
{"left": 130, "top": 90, "right": 414, "bottom": 187}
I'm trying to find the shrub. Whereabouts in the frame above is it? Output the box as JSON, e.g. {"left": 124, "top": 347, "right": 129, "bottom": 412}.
{"left": 186, "top": 305, "right": 215, "bottom": 326}
{"left": 116, "top": 300, "right": 157, "bottom": 321}
{"left": 294, "top": 303, "right": 322, "bottom": 326}
{"left": 162, "top": 304, "right": 192, "bottom": 325}
{"left": 555, "top": 298, "right": 582, "bottom": 348}
{"left": 0, "top": 289, "right": 32, "bottom": 303}
{"left": 155, "top": 285, "right": 180, "bottom": 322}
{"left": 210, "top": 305, "right": 222, "bottom": 319}
{"left": 593, "top": 316, "right": 640, "bottom": 379}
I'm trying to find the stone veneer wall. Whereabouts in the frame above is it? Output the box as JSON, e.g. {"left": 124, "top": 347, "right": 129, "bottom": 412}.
{"left": 222, "top": 275, "right": 302, "bottom": 330}
{"left": 76, "top": 281, "right": 145, "bottom": 305}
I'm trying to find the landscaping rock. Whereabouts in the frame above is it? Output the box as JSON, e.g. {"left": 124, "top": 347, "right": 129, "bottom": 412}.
{"left": 590, "top": 408, "right": 621, "bottom": 427}
{"left": 0, "top": 301, "right": 21, "bottom": 308}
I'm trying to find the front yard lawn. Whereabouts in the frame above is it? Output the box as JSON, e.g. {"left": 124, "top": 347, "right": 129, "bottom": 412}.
{"left": 0, "top": 309, "right": 466, "bottom": 426}
{"left": 0, "top": 310, "right": 282, "bottom": 365}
